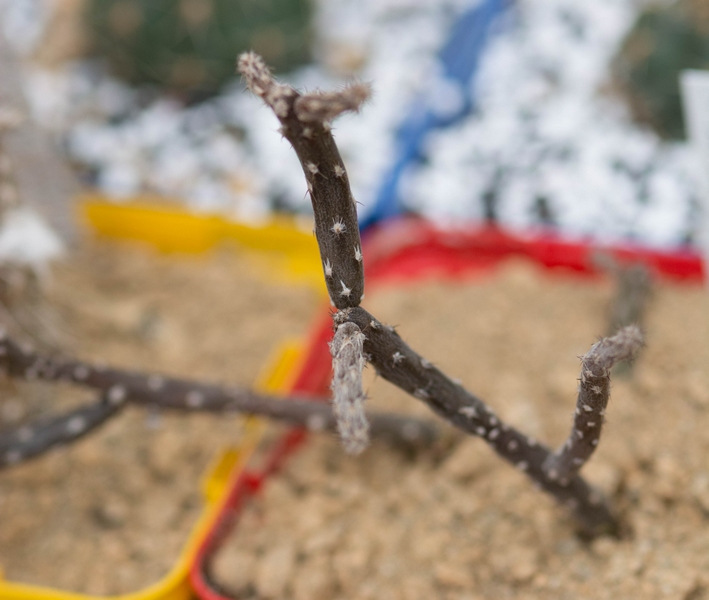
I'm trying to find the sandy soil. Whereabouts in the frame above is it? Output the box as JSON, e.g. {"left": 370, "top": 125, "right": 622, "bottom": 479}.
{"left": 211, "top": 260, "right": 709, "bottom": 600}
{"left": 0, "top": 239, "right": 319, "bottom": 595}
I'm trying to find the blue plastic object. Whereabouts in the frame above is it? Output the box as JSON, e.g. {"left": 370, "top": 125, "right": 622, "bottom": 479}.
{"left": 360, "top": 0, "right": 510, "bottom": 230}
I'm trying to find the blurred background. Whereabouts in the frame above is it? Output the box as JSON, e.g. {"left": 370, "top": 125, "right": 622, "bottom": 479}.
{"left": 1, "top": 0, "right": 709, "bottom": 249}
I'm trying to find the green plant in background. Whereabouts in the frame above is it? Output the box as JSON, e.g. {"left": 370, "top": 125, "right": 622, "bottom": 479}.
{"left": 612, "top": 0, "right": 709, "bottom": 140}
{"left": 86, "top": 0, "right": 312, "bottom": 100}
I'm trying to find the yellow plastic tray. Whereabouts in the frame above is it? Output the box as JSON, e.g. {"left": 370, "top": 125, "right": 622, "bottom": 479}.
{"left": 0, "top": 339, "right": 304, "bottom": 600}
{"left": 79, "top": 195, "right": 325, "bottom": 290}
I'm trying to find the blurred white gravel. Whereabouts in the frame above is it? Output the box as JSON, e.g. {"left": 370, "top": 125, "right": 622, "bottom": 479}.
{"left": 1, "top": 0, "right": 703, "bottom": 249}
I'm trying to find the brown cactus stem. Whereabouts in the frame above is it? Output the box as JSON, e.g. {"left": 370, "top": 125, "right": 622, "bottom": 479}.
{"left": 0, "top": 390, "right": 125, "bottom": 469}
{"left": 237, "top": 52, "right": 368, "bottom": 309}
{"left": 0, "top": 334, "right": 438, "bottom": 464}
{"left": 543, "top": 326, "right": 644, "bottom": 483}
{"left": 335, "top": 307, "right": 620, "bottom": 536}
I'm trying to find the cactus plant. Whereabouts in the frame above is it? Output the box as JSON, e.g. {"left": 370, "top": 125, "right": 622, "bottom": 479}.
{"left": 86, "top": 0, "right": 313, "bottom": 99}
{"left": 0, "top": 51, "right": 644, "bottom": 538}
{"left": 237, "top": 52, "right": 643, "bottom": 535}
{"left": 612, "top": 0, "right": 709, "bottom": 139}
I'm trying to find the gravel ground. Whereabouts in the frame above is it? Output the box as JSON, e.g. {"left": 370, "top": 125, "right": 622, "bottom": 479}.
{"left": 212, "top": 260, "right": 709, "bottom": 600}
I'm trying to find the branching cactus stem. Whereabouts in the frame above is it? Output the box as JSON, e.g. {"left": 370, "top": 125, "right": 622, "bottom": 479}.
{"left": 330, "top": 321, "right": 368, "bottom": 454}
{"left": 238, "top": 52, "right": 641, "bottom": 535}
{"left": 0, "top": 332, "right": 438, "bottom": 469}
{"left": 0, "top": 53, "right": 645, "bottom": 539}
{"left": 543, "top": 325, "right": 644, "bottom": 482}
{"left": 335, "top": 308, "right": 630, "bottom": 535}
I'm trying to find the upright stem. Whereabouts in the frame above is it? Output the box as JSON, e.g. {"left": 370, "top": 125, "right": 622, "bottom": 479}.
{"left": 543, "top": 326, "right": 643, "bottom": 482}
{"left": 238, "top": 52, "right": 368, "bottom": 309}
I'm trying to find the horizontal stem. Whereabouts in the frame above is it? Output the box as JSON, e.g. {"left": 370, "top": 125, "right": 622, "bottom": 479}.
{"left": 0, "top": 333, "right": 439, "bottom": 465}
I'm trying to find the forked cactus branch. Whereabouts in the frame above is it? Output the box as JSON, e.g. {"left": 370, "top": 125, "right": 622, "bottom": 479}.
{"left": 0, "top": 52, "right": 645, "bottom": 538}
{"left": 336, "top": 308, "right": 632, "bottom": 534}
{"left": 0, "top": 332, "right": 439, "bottom": 469}
{"left": 240, "top": 52, "right": 645, "bottom": 535}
